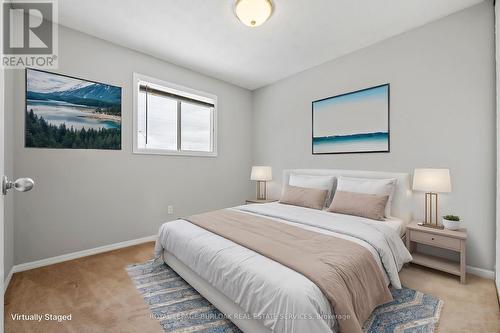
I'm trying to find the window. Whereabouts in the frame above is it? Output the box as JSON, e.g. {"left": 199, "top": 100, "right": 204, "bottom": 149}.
{"left": 133, "top": 73, "right": 217, "bottom": 156}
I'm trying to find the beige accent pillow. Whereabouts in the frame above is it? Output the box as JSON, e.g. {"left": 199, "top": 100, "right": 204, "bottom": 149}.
{"left": 327, "top": 191, "right": 389, "bottom": 221}
{"left": 280, "top": 185, "right": 328, "bottom": 210}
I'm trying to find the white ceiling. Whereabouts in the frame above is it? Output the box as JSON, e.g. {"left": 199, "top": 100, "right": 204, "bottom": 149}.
{"left": 58, "top": 0, "right": 484, "bottom": 90}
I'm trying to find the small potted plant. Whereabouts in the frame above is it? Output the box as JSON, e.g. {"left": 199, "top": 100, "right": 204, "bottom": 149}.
{"left": 442, "top": 214, "right": 461, "bottom": 230}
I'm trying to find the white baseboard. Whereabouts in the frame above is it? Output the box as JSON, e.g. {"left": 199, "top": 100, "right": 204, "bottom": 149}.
{"left": 4, "top": 268, "right": 14, "bottom": 293}
{"left": 11, "top": 235, "right": 157, "bottom": 275}
{"left": 466, "top": 265, "right": 495, "bottom": 280}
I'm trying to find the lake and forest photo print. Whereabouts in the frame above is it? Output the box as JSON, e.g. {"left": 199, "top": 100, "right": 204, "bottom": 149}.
{"left": 25, "top": 68, "right": 122, "bottom": 150}
{"left": 312, "top": 84, "right": 390, "bottom": 154}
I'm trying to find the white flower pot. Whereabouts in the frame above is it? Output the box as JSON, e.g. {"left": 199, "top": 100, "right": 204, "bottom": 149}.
{"left": 442, "top": 218, "right": 461, "bottom": 230}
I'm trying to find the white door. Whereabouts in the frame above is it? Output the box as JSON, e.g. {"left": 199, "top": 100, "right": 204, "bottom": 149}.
{"left": 0, "top": 60, "right": 5, "bottom": 333}
{"left": 0, "top": 3, "right": 5, "bottom": 331}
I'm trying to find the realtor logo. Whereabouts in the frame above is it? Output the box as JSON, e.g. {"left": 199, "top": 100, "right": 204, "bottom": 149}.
{"left": 2, "top": 0, "right": 58, "bottom": 68}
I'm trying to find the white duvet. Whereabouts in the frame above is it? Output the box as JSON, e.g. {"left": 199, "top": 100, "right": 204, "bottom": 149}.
{"left": 154, "top": 202, "right": 412, "bottom": 333}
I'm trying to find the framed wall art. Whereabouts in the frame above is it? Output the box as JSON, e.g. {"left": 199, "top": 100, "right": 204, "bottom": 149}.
{"left": 312, "top": 84, "right": 390, "bottom": 154}
{"left": 25, "top": 68, "right": 122, "bottom": 150}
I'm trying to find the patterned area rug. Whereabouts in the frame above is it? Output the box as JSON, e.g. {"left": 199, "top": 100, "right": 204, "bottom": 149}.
{"left": 126, "top": 259, "right": 443, "bottom": 333}
{"left": 362, "top": 287, "right": 443, "bottom": 333}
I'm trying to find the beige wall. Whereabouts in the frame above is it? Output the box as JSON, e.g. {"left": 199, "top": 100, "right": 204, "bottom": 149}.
{"left": 9, "top": 25, "right": 254, "bottom": 264}
{"left": 253, "top": 1, "right": 496, "bottom": 271}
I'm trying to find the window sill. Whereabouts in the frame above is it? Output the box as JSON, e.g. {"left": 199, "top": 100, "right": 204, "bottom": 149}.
{"left": 133, "top": 148, "right": 217, "bottom": 157}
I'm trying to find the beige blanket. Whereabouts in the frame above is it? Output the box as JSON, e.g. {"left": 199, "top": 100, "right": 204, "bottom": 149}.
{"left": 185, "top": 209, "right": 393, "bottom": 333}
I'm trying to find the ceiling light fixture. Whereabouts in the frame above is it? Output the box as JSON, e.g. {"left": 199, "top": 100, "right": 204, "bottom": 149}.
{"left": 234, "top": 0, "right": 273, "bottom": 27}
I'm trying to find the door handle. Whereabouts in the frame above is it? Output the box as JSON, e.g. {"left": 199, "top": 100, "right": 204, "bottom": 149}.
{"left": 2, "top": 176, "right": 35, "bottom": 195}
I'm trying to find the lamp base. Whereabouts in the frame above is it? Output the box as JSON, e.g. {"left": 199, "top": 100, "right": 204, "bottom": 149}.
{"left": 421, "top": 223, "right": 444, "bottom": 230}
{"left": 423, "top": 192, "right": 444, "bottom": 229}
{"left": 256, "top": 181, "right": 267, "bottom": 200}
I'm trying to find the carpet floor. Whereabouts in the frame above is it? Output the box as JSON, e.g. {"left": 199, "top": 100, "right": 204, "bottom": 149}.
{"left": 4, "top": 242, "right": 500, "bottom": 333}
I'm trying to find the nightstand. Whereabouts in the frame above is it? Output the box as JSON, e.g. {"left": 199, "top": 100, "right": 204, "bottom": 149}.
{"left": 406, "top": 221, "right": 467, "bottom": 283}
{"left": 245, "top": 199, "right": 278, "bottom": 204}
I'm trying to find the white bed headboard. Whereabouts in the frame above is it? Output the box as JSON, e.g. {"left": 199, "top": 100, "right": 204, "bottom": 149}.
{"left": 282, "top": 169, "right": 413, "bottom": 222}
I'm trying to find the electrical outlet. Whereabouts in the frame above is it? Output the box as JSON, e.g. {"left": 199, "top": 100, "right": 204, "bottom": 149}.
{"left": 167, "top": 205, "right": 174, "bottom": 215}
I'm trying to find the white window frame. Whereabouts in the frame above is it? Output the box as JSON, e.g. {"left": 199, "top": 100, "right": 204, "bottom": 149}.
{"left": 133, "top": 73, "right": 218, "bottom": 157}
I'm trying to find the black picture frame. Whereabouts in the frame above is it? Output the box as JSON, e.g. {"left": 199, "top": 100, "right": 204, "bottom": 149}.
{"left": 311, "top": 83, "right": 390, "bottom": 155}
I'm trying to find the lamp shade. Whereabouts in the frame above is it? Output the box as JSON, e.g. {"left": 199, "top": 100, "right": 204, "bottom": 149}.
{"left": 250, "top": 166, "right": 272, "bottom": 181}
{"left": 412, "top": 168, "right": 451, "bottom": 193}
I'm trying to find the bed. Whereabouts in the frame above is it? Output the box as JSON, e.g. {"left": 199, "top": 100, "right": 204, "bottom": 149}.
{"left": 154, "top": 169, "right": 413, "bottom": 333}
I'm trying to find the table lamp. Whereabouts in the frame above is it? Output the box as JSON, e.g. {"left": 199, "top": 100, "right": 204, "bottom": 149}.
{"left": 412, "top": 168, "right": 451, "bottom": 229}
{"left": 250, "top": 166, "right": 272, "bottom": 200}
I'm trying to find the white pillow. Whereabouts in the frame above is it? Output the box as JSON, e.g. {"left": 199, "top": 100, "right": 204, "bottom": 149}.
{"left": 336, "top": 176, "right": 397, "bottom": 217}
{"left": 288, "top": 174, "right": 336, "bottom": 207}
